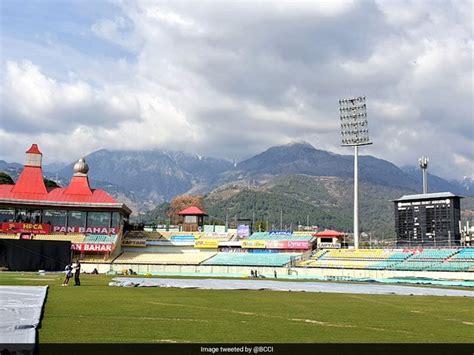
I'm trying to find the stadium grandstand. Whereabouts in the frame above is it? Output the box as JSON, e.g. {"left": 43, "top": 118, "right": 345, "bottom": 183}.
{"left": 114, "top": 251, "right": 217, "bottom": 265}
{"left": 0, "top": 144, "right": 131, "bottom": 270}
{"left": 202, "top": 252, "right": 302, "bottom": 267}
{"left": 298, "top": 248, "right": 474, "bottom": 272}
{"left": 78, "top": 225, "right": 473, "bottom": 281}
{"left": 0, "top": 145, "right": 472, "bottom": 284}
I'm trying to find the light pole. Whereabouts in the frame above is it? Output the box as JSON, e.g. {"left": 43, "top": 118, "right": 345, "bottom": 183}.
{"left": 280, "top": 209, "right": 283, "bottom": 230}
{"left": 339, "top": 96, "right": 372, "bottom": 249}
{"left": 418, "top": 156, "right": 429, "bottom": 194}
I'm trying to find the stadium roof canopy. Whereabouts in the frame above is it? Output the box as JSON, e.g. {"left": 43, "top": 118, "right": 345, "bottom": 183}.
{"left": 0, "top": 144, "right": 131, "bottom": 214}
{"left": 393, "top": 192, "right": 462, "bottom": 202}
{"left": 178, "top": 206, "right": 208, "bottom": 216}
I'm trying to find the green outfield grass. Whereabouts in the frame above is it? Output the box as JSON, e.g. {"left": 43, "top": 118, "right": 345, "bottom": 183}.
{"left": 0, "top": 272, "right": 473, "bottom": 343}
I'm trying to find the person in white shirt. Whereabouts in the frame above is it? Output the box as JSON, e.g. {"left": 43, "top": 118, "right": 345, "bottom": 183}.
{"left": 62, "top": 264, "right": 72, "bottom": 286}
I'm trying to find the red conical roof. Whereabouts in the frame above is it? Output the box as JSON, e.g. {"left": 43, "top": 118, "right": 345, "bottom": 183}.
{"left": 11, "top": 166, "right": 47, "bottom": 195}
{"left": 26, "top": 144, "right": 42, "bottom": 154}
{"left": 64, "top": 175, "right": 93, "bottom": 196}
{"left": 178, "top": 206, "right": 208, "bottom": 216}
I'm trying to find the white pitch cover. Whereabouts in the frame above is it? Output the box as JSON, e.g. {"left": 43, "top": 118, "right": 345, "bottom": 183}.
{"left": 109, "top": 278, "right": 473, "bottom": 297}
{"left": 0, "top": 286, "right": 48, "bottom": 344}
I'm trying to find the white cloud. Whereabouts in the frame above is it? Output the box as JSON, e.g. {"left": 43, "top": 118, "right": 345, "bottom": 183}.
{"left": 0, "top": 0, "right": 472, "bottom": 180}
{"left": 274, "top": 0, "right": 356, "bottom": 17}
{"left": 91, "top": 16, "right": 143, "bottom": 51}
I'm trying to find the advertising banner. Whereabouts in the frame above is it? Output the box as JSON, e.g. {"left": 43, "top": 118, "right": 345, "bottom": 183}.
{"left": 203, "top": 225, "right": 226, "bottom": 233}
{"left": 248, "top": 249, "right": 279, "bottom": 253}
{"left": 265, "top": 240, "right": 310, "bottom": 250}
{"left": 237, "top": 225, "right": 250, "bottom": 237}
{"left": 121, "top": 239, "right": 147, "bottom": 247}
{"left": 265, "top": 240, "right": 287, "bottom": 249}
{"left": 286, "top": 240, "right": 310, "bottom": 249}
{"left": 1, "top": 223, "right": 51, "bottom": 235}
{"left": 318, "top": 242, "right": 341, "bottom": 249}
{"left": 403, "top": 248, "right": 424, "bottom": 254}
{"left": 53, "top": 226, "right": 117, "bottom": 234}
{"left": 71, "top": 243, "right": 114, "bottom": 252}
{"left": 268, "top": 230, "right": 293, "bottom": 236}
{"left": 205, "top": 232, "right": 228, "bottom": 239}
{"left": 194, "top": 239, "right": 220, "bottom": 249}
{"left": 170, "top": 235, "right": 196, "bottom": 241}
{"left": 242, "top": 240, "right": 266, "bottom": 249}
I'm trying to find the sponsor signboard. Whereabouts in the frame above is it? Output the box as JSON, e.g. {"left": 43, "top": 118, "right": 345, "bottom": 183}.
{"left": 248, "top": 249, "right": 279, "bottom": 253}
{"left": 265, "top": 240, "right": 310, "bottom": 250}
{"left": 217, "top": 241, "right": 242, "bottom": 247}
{"left": 237, "top": 225, "right": 250, "bottom": 238}
{"left": 286, "top": 240, "right": 310, "bottom": 249}
{"left": 53, "top": 226, "right": 117, "bottom": 234}
{"left": 268, "top": 230, "right": 292, "bottom": 236}
{"left": 170, "top": 235, "right": 196, "bottom": 241}
{"left": 203, "top": 225, "right": 226, "bottom": 233}
{"left": 318, "top": 242, "right": 341, "bottom": 249}
{"left": 205, "top": 232, "right": 228, "bottom": 239}
{"left": 71, "top": 243, "right": 114, "bottom": 252}
{"left": 121, "top": 239, "right": 147, "bottom": 247}
{"left": 403, "top": 248, "right": 424, "bottom": 254}
{"left": 194, "top": 239, "right": 219, "bottom": 249}
{"left": 1, "top": 223, "right": 51, "bottom": 234}
{"left": 241, "top": 240, "right": 266, "bottom": 249}
{"left": 170, "top": 236, "right": 196, "bottom": 246}
{"left": 265, "top": 240, "right": 287, "bottom": 249}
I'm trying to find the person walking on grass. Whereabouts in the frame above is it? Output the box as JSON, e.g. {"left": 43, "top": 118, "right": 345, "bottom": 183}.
{"left": 73, "top": 260, "right": 81, "bottom": 286}
{"left": 62, "top": 264, "right": 72, "bottom": 286}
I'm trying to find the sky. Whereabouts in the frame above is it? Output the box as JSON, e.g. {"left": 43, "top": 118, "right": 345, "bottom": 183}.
{"left": 0, "top": 0, "right": 472, "bottom": 179}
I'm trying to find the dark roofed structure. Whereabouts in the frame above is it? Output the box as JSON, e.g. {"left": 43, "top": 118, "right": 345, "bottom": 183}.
{"left": 393, "top": 192, "right": 462, "bottom": 247}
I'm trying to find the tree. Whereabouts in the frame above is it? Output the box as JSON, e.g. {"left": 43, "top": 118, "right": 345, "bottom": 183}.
{"left": 43, "top": 178, "right": 60, "bottom": 188}
{"left": 168, "top": 195, "right": 204, "bottom": 224}
{"left": 0, "top": 172, "right": 14, "bottom": 185}
{"left": 255, "top": 220, "right": 268, "bottom": 232}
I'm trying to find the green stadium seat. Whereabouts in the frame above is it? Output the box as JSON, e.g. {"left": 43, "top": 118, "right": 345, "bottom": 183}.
{"left": 203, "top": 252, "right": 301, "bottom": 267}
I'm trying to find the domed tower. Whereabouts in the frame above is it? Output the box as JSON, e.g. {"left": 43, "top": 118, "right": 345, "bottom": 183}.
{"left": 73, "top": 158, "right": 89, "bottom": 176}
{"left": 64, "top": 158, "right": 92, "bottom": 195}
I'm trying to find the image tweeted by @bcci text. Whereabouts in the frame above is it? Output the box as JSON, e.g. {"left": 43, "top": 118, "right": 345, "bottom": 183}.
{"left": 201, "top": 346, "right": 274, "bottom": 354}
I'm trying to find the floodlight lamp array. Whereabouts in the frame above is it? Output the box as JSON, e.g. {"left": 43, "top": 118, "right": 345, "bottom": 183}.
{"left": 338, "top": 96, "right": 366, "bottom": 104}
{"left": 339, "top": 96, "right": 371, "bottom": 146}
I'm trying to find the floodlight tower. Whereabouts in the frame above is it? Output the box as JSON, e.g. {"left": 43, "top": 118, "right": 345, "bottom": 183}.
{"left": 339, "top": 96, "right": 372, "bottom": 249}
{"left": 418, "top": 156, "right": 429, "bottom": 194}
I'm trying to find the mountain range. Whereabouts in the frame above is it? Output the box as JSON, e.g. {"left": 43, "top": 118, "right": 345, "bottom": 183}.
{"left": 1, "top": 142, "right": 473, "bottom": 236}
{"left": 2, "top": 142, "right": 473, "bottom": 205}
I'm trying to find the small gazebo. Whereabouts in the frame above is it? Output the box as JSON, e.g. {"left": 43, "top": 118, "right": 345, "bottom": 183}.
{"left": 313, "top": 230, "right": 346, "bottom": 248}
{"left": 178, "top": 206, "right": 208, "bottom": 232}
